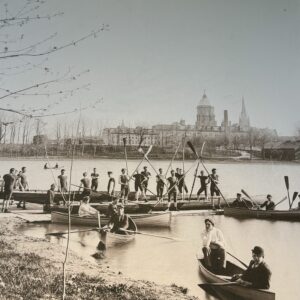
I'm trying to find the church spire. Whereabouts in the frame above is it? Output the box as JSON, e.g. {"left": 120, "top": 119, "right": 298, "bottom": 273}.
{"left": 239, "top": 97, "right": 250, "bottom": 131}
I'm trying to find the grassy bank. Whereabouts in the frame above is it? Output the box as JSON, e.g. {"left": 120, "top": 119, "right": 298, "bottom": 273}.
{"left": 0, "top": 217, "right": 199, "bottom": 300}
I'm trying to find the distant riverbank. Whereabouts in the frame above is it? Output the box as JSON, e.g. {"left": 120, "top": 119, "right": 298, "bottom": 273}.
{"left": 0, "top": 216, "right": 198, "bottom": 300}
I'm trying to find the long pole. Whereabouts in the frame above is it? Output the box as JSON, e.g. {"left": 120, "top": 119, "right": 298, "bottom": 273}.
{"left": 123, "top": 138, "right": 129, "bottom": 175}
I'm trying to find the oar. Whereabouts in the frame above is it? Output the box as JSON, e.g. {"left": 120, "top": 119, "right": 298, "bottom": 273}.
{"left": 187, "top": 141, "right": 230, "bottom": 207}
{"left": 226, "top": 251, "right": 248, "bottom": 268}
{"left": 46, "top": 228, "right": 99, "bottom": 236}
{"left": 241, "top": 189, "right": 259, "bottom": 208}
{"left": 289, "top": 192, "right": 298, "bottom": 209}
{"left": 198, "top": 282, "right": 238, "bottom": 287}
{"left": 284, "top": 176, "right": 291, "bottom": 208}
{"left": 274, "top": 196, "right": 288, "bottom": 208}
{"left": 165, "top": 143, "right": 181, "bottom": 177}
{"left": 189, "top": 141, "right": 205, "bottom": 200}
{"left": 123, "top": 138, "right": 129, "bottom": 175}
{"left": 120, "top": 229, "right": 182, "bottom": 241}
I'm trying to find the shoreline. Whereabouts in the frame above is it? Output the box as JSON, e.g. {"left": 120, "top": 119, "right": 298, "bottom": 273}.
{"left": 0, "top": 216, "right": 199, "bottom": 300}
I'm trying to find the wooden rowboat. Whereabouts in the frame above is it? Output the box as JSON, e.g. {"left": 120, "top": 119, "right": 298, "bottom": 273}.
{"left": 51, "top": 210, "right": 172, "bottom": 228}
{"left": 198, "top": 257, "right": 275, "bottom": 300}
{"left": 224, "top": 207, "right": 300, "bottom": 221}
{"left": 99, "top": 217, "right": 137, "bottom": 248}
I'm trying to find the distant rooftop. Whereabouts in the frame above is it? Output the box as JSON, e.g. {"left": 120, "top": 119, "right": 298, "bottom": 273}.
{"left": 198, "top": 93, "right": 210, "bottom": 106}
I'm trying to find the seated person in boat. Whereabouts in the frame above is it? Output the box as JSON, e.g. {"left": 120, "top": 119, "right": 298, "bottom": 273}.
{"left": 44, "top": 184, "right": 56, "bottom": 213}
{"left": 107, "top": 203, "right": 130, "bottom": 235}
{"left": 231, "top": 246, "right": 271, "bottom": 289}
{"left": 201, "top": 218, "right": 226, "bottom": 274}
{"left": 106, "top": 197, "right": 118, "bottom": 218}
{"left": 78, "top": 196, "right": 99, "bottom": 217}
{"left": 260, "top": 194, "right": 275, "bottom": 211}
{"left": 231, "top": 193, "right": 253, "bottom": 208}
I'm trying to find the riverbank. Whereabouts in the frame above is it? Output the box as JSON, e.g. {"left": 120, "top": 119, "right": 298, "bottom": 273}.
{"left": 0, "top": 216, "right": 199, "bottom": 300}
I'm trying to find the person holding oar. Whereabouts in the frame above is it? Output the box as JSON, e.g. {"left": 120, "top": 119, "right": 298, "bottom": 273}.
{"left": 166, "top": 170, "right": 179, "bottom": 211}
{"left": 209, "top": 168, "right": 221, "bottom": 209}
{"left": 78, "top": 172, "right": 91, "bottom": 197}
{"left": 119, "top": 168, "right": 130, "bottom": 203}
{"left": 231, "top": 193, "right": 253, "bottom": 208}
{"left": 260, "top": 194, "right": 275, "bottom": 211}
{"left": 106, "top": 203, "right": 130, "bottom": 235}
{"left": 2, "top": 168, "right": 16, "bottom": 213}
{"left": 196, "top": 170, "right": 210, "bottom": 201}
{"left": 107, "top": 171, "right": 115, "bottom": 197}
{"left": 201, "top": 218, "right": 226, "bottom": 274}
{"left": 231, "top": 246, "right": 271, "bottom": 289}
{"left": 78, "top": 196, "right": 99, "bottom": 217}
{"left": 133, "top": 169, "right": 144, "bottom": 202}
{"left": 141, "top": 166, "right": 151, "bottom": 200}
{"left": 156, "top": 168, "right": 165, "bottom": 202}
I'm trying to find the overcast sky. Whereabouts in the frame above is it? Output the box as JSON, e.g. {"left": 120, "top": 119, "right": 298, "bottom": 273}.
{"left": 2, "top": 0, "right": 300, "bottom": 136}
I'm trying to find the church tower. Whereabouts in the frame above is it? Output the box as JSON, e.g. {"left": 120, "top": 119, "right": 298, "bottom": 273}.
{"left": 195, "top": 92, "right": 217, "bottom": 129}
{"left": 239, "top": 98, "right": 250, "bottom": 131}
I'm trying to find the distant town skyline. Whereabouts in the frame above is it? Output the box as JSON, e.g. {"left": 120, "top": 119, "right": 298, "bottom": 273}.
{"left": 2, "top": 0, "right": 299, "bottom": 136}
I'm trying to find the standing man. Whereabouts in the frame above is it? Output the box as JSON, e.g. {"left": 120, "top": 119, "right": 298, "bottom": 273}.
{"left": 209, "top": 168, "right": 221, "bottom": 209}
{"left": 2, "top": 168, "right": 16, "bottom": 212}
{"left": 133, "top": 169, "right": 144, "bottom": 201}
{"left": 156, "top": 168, "right": 165, "bottom": 201}
{"left": 78, "top": 172, "right": 91, "bottom": 197}
{"left": 196, "top": 170, "right": 210, "bottom": 201}
{"left": 177, "top": 168, "right": 188, "bottom": 197}
{"left": 141, "top": 166, "right": 151, "bottom": 199}
{"left": 58, "top": 169, "right": 68, "bottom": 193}
{"left": 167, "top": 170, "right": 179, "bottom": 211}
{"left": 107, "top": 171, "right": 116, "bottom": 197}
{"left": 119, "top": 168, "right": 129, "bottom": 203}
{"left": 17, "top": 166, "right": 29, "bottom": 209}
{"left": 91, "top": 168, "right": 99, "bottom": 191}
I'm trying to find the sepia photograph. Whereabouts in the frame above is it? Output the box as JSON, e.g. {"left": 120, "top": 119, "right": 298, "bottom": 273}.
{"left": 0, "top": 1, "right": 299, "bottom": 299}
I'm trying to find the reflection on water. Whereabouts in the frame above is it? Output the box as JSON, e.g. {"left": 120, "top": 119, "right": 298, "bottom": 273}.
{"left": 19, "top": 212, "right": 300, "bottom": 300}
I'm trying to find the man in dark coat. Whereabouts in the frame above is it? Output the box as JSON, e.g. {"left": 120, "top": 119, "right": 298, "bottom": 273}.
{"left": 232, "top": 246, "right": 271, "bottom": 289}
{"left": 108, "top": 203, "right": 130, "bottom": 234}
{"left": 260, "top": 194, "right": 275, "bottom": 211}
{"left": 231, "top": 193, "right": 253, "bottom": 208}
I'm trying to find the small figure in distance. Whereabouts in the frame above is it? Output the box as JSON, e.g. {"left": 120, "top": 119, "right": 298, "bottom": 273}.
{"left": 166, "top": 170, "right": 179, "bottom": 211}
{"left": 78, "top": 196, "right": 99, "bottom": 217}
{"left": 260, "top": 194, "right": 275, "bottom": 211}
{"left": 210, "top": 168, "right": 221, "bottom": 209}
{"left": 119, "top": 168, "right": 129, "bottom": 203}
{"left": 44, "top": 183, "right": 56, "bottom": 213}
{"left": 156, "top": 168, "right": 165, "bottom": 202}
{"left": 2, "top": 168, "right": 16, "bottom": 213}
{"left": 55, "top": 163, "right": 59, "bottom": 169}
{"left": 201, "top": 218, "right": 226, "bottom": 274}
{"left": 231, "top": 193, "right": 253, "bottom": 209}
{"left": 57, "top": 169, "right": 68, "bottom": 193}
{"left": 44, "top": 163, "right": 48, "bottom": 169}
{"left": 133, "top": 169, "right": 144, "bottom": 202}
{"left": 141, "top": 166, "right": 151, "bottom": 200}
{"left": 231, "top": 246, "right": 271, "bottom": 289}
{"left": 17, "top": 166, "right": 29, "bottom": 209}
{"left": 107, "top": 171, "right": 116, "bottom": 197}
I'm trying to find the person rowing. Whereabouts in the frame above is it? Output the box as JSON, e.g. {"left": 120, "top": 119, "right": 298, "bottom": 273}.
{"left": 260, "top": 194, "right": 275, "bottom": 211}
{"left": 106, "top": 197, "right": 118, "bottom": 218}
{"left": 78, "top": 196, "right": 99, "bottom": 217}
{"left": 201, "top": 218, "right": 226, "bottom": 274}
{"left": 78, "top": 172, "right": 91, "bottom": 197}
{"left": 231, "top": 193, "right": 253, "bottom": 208}
{"left": 231, "top": 246, "right": 271, "bottom": 289}
{"left": 106, "top": 203, "right": 131, "bottom": 235}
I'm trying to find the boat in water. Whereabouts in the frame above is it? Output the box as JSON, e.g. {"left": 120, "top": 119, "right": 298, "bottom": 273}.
{"left": 198, "top": 257, "right": 275, "bottom": 300}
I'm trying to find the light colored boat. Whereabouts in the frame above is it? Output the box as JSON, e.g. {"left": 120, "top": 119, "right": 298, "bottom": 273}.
{"left": 224, "top": 207, "right": 300, "bottom": 221}
{"left": 51, "top": 211, "right": 172, "bottom": 228}
{"left": 198, "top": 257, "right": 275, "bottom": 300}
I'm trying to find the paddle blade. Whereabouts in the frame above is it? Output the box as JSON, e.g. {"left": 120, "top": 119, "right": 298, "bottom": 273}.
{"left": 293, "top": 192, "right": 298, "bottom": 201}
{"left": 284, "top": 176, "right": 289, "bottom": 190}
{"left": 145, "top": 145, "right": 153, "bottom": 156}
{"left": 200, "top": 141, "right": 206, "bottom": 157}
{"left": 187, "top": 141, "right": 197, "bottom": 156}
{"left": 241, "top": 189, "right": 251, "bottom": 200}
{"left": 123, "top": 137, "right": 127, "bottom": 147}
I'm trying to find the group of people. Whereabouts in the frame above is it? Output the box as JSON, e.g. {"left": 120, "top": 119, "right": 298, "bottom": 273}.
{"left": 201, "top": 217, "right": 271, "bottom": 290}
{"left": 1, "top": 167, "right": 29, "bottom": 212}
{"left": 231, "top": 193, "right": 276, "bottom": 211}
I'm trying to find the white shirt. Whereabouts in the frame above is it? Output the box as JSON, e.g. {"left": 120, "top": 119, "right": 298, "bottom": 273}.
{"left": 201, "top": 226, "right": 225, "bottom": 249}
{"left": 78, "top": 202, "right": 98, "bottom": 217}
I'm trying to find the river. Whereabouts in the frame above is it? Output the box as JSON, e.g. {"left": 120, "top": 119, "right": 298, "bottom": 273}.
{"left": 2, "top": 158, "right": 300, "bottom": 300}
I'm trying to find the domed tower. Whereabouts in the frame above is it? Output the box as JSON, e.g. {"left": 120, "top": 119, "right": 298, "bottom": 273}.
{"left": 195, "top": 93, "right": 217, "bottom": 129}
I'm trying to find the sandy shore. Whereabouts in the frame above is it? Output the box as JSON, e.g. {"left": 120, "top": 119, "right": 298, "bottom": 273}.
{"left": 0, "top": 215, "right": 199, "bottom": 300}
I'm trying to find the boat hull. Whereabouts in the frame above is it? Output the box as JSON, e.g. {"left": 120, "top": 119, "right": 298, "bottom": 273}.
{"left": 224, "top": 207, "right": 300, "bottom": 221}
{"left": 198, "top": 258, "right": 275, "bottom": 300}
{"left": 51, "top": 211, "right": 172, "bottom": 228}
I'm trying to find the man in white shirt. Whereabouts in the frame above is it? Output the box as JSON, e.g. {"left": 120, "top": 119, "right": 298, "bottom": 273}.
{"left": 201, "top": 218, "right": 226, "bottom": 274}
{"left": 78, "top": 196, "right": 98, "bottom": 217}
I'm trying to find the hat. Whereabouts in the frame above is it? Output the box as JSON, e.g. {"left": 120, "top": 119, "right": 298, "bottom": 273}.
{"left": 204, "top": 218, "right": 214, "bottom": 226}
{"left": 121, "top": 168, "right": 125, "bottom": 172}
{"left": 144, "top": 166, "right": 147, "bottom": 169}
{"left": 252, "top": 246, "right": 264, "bottom": 257}
{"left": 117, "top": 203, "right": 124, "bottom": 209}
{"left": 212, "top": 168, "right": 216, "bottom": 172}
{"left": 237, "top": 193, "right": 241, "bottom": 196}
{"left": 159, "top": 168, "right": 162, "bottom": 171}
{"left": 267, "top": 194, "right": 272, "bottom": 199}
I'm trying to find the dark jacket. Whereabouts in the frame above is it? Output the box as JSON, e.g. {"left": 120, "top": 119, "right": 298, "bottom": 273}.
{"left": 242, "top": 260, "right": 271, "bottom": 289}
{"left": 109, "top": 214, "right": 129, "bottom": 234}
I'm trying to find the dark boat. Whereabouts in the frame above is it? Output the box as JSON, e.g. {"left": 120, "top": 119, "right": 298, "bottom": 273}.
{"left": 198, "top": 257, "right": 275, "bottom": 300}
